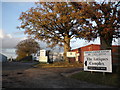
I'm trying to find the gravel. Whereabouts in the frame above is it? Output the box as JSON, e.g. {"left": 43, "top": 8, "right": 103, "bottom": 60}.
{"left": 2, "top": 62, "right": 117, "bottom": 88}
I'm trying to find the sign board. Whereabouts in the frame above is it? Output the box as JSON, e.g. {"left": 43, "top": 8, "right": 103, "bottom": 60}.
{"left": 40, "top": 50, "right": 46, "bottom": 56}
{"left": 84, "top": 50, "right": 112, "bottom": 73}
{"left": 39, "top": 56, "right": 48, "bottom": 62}
{"left": 67, "top": 52, "right": 76, "bottom": 57}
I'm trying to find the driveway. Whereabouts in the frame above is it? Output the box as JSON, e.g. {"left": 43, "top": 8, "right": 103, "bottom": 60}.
{"left": 2, "top": 62, "right": 116, "bottom": 88}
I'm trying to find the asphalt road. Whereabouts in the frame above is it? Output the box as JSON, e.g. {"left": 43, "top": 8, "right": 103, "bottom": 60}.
{"left": 2, "top": 62, "right": 116, "bottom": 89}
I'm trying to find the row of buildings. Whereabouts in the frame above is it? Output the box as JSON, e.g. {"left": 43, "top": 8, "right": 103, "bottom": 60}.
{"left": 1, "top": 44, "right": 119, "bottom": 64}
{"left": 37, "top": 44, "right": 119, "bottom": 65}
{"left": 70, "top": 44, "right": 119, "bottom": 65}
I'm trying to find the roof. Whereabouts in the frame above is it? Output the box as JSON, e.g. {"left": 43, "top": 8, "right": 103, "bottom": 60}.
{"left": 0, "top": 53, "right": 7, "bottom": 57}
{"left": 71, "top": 44, "right": 100, "bottom": 51}
{"left": 71, "top": 44, "right": 120, "bottom": 51}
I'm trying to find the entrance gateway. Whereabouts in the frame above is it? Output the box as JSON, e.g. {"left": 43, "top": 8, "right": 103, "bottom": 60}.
{"left": 84, "top": 50, "right": 112, "bottom": 73}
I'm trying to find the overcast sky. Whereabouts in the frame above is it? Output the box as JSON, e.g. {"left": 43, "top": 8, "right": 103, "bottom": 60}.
{"left": 0, "top": 0, "right": 119, "bottom": 59}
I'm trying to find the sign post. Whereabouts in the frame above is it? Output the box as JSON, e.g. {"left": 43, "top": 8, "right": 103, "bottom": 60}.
{"left": 84, "top": 50, "right": 112, "bottom": 73}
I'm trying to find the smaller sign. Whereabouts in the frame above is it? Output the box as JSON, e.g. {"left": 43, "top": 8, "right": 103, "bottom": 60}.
{"left": 40, "top": 50, "right": 46, "bottom": 56}
{"left": 67, "top": 52, "right": 76, "bottom": 57}
{"left": 39, "top": 56, "right": 48, "bottom": 62}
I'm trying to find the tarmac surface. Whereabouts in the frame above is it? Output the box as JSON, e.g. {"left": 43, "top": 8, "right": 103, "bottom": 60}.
{"left": 2, "top": 62, "right": 117, "bottom": 89}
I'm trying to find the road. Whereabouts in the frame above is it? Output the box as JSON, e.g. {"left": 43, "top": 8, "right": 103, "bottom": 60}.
{"left": 2, "top": 62, "right": 116, "bottom": 88}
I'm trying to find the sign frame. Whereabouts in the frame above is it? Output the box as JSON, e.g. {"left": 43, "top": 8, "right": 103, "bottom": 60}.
{"left": 67, "top": 52, "right": 76, "bottom": 57}
{"left": 84, "top": 50, "right": 112, "bottom": 73}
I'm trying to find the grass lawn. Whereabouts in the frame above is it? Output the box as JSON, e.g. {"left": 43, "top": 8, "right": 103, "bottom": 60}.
{"left": 70, "top": 71, "right": 120, "bottom": 87}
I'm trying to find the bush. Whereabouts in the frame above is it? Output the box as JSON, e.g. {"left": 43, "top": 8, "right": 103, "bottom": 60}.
{"left": 19, "top": 56, "right": 33, "bottom": 62}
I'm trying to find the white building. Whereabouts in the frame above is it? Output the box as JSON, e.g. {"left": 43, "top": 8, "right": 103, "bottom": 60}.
{"left": 52, "top": 52, "right": 64, "bottom": 62}
{"left": 32, "top": 50, "right": 64, "bottom": 63}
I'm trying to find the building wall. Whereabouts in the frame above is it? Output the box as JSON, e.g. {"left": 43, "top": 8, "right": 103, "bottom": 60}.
{"left": 70, "top": 48, "right": 81, "bottom": 62}
{"left": 0, "top": 53, "right": 7, "bottom": 62}
{"left": 111, "top": 46, "right": 120, "bottom": 65}
{"left": 71, "top": 44, "right": 120, "bottom": 64}
{"left": 80, "top": 44, "right": 100, "bottom": 63}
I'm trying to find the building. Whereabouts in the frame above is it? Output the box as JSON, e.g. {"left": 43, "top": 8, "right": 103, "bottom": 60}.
{"left": 71, "top": 44, "right": 120, "bottom": 65}
{"left": 33, "top": 49, "right": 64, "bottom": 63}
{"left": 0, "top": 53, "right": 7, "bottom": 62}
{"left": 52, "top": 52, "right": 63, "bottom": 62}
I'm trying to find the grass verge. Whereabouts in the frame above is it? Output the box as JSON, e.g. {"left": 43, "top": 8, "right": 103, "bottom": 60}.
{"left": 34, "top": 61, "right": 84, "bottom": 68}
{"left": 70, "top": 71, "right": 119, "bottom": 87}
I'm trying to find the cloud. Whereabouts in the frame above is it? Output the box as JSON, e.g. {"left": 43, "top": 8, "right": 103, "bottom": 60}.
{"left": 2, "top": 37, "right": 24, "bottom": 49}
{"left": 0, "top": 30, "right": 27, "bottom": 49}
{"left": 1, "top": 0, "right": 39, "bottom": 2}
{"left": 1, "top": 29, "right": 118, "bottom": 58}
{"left": 70, "top": 37, "right": 100, "bottom": 50}
{"left": 2, "top": 48, "right": 17, "bottom": 58}
{"left": 2, "top": 0, "right": 118, "bottom": 2}
{"left": 13, "top": 31, "right": 25, "bottom": 35}
{"left": 0, "top": 30, "right": 4, "bottom": 38}
{"left": 0, "top": 30, "right": 63, "bottom": 58}
{"left": 0, "top": 30, "right": 28, "bottom": 58}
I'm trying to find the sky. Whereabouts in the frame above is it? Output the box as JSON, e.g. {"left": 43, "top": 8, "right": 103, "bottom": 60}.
{"left": 1, "top": 1, "right": 37, "bottom": 58}
{"left": 0, "top": 0, "right": 119, "bottom": 59}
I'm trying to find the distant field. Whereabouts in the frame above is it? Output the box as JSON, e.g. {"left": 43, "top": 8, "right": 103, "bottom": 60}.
{"left": 70, "top": 71, "right": 120, "bottom": 87}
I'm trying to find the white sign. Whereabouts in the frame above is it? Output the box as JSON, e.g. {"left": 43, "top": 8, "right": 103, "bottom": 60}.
{"left": 39, "top": 56, "right": 48, "bottom": 62}
{"left": 67, "top": 52, "right": 76, "bottom": 57}
{"left": 84, "top": 50, "right": 112, "bottom": 73}
{"left": 40, "top": 50, "right": 46, "bottom": 56}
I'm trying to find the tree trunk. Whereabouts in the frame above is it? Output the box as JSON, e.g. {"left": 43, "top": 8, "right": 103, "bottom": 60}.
{"left": 63, "top": 35, "right": 71, "bottom": 62}
{"left": 100, "top": 36, "right": 112, "bottom": 50}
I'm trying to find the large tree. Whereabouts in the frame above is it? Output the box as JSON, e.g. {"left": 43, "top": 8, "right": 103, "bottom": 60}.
{"left": 71, "top": 2, "right": 120, "bottom": 50}
{"left": 18, "top": 2, "right": 85, "bottom": 61}
{"left": 16, "top": 38, "right": 40, "bottom": 60}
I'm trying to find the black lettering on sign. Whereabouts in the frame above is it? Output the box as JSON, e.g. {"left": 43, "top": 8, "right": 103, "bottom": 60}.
{"left": 87, "top": 66, "right": 107, "bottom": 70}
{"left": 85, "top": 61, "right": 87, "bottom": 66}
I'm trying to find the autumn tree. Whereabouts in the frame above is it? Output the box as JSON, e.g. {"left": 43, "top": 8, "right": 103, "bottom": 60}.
{"left": 16, "top": 38, "right": 40, "bottom": 60}
{"left": 71, "top": 1, "right": 120, "bottom": 50}
{"left": 18, "top": 2, "right": 85, "bottom": 61}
